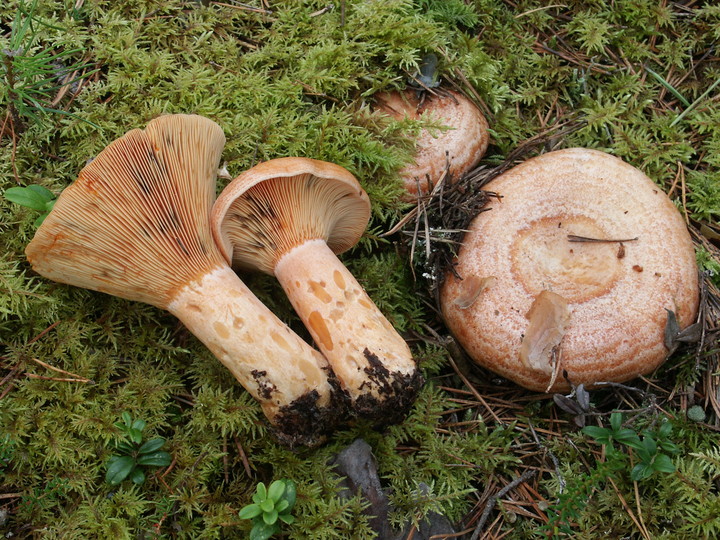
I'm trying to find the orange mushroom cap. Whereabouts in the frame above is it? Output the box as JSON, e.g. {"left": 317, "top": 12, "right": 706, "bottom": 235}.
{"left": 440, "top": 148, "right": 699, "bottom": 393}
{"left": 211, "top": 157, "right": 370, "bottom": 272}
{"left": 26, "top": 115, "right": 227, "bottom": 307}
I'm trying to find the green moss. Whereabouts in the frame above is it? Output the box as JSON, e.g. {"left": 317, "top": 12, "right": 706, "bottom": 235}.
{"left": 2, "top": 0, "right": 720, "bottom": 537}
{"left": 537, "top": 416, "right": 720, "bottom": 539}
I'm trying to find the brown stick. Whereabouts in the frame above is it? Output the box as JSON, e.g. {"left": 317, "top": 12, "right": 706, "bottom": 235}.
{"left": 469, "top": 469, "right": 538, "bottom": 540}
{"left": 607, "top": 476, "right": 651, "bottom": 540}
{"left": 567, "top": 235, "right": 639, "bottom": 243}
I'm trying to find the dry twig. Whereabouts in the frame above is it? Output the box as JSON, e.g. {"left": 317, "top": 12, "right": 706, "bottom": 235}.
{"left": 469, "top": 470, "right": 538, "bottom": 540}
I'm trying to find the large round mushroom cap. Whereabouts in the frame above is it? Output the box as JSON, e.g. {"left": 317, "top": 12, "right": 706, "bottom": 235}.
{"left": 211, "top": 157, "right": 371, "bottom": 274}
{"left": 440, "top": 148, "right": 699, "bottom": 393}
{"left": 374, "top": 88, "right": 489, "bottom": 200}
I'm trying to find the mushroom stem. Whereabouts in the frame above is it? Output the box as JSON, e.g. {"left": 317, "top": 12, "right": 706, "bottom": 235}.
{"left": 24, "top": 115, "right": 342, "bottom": 446}
{"left": 167, "top": 264, "right": 336, "bottom": 428}
{"left": 274, "top": 239, "right": 421, "bottom": 422}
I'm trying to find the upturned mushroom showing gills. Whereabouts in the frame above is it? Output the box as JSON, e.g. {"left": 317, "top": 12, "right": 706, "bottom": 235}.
{"left": 211, "top": 157, "right": 422, "bottom": 424}
{"left": 24, "top": 115, "right": 340, "bottom": 446}
{"left": 374, "top": 88, "right": 490, "bottom": 201}
{"left": 440, "top": 148, "right": 699, "bottom": 393}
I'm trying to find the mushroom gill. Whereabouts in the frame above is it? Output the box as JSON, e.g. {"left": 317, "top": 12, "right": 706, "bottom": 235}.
{"left": 25, "top": 115, "right": 342, "bottom": 446}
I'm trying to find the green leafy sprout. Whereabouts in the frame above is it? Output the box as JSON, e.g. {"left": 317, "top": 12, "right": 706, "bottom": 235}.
{"left": 545, "top": 412, "right": 684, "bottom": 535}
{"left": 4, "top": 184, "right": 56, "bottom": 226}
{"left": 105, "top": 412, "right": 172, "bottom": 485}
{"left": 238, "top": 479, "right": 297, "bottom": 540}
{"left": 583, "top": 412, "right": 680, "bottom": 482}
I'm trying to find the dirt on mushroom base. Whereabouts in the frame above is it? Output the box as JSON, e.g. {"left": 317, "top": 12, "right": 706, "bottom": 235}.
{"left": 272, "top": 375, "right": 349, "bottom": 447}
{"left": 354, "top": 348, "right": 425, "bottom": 426}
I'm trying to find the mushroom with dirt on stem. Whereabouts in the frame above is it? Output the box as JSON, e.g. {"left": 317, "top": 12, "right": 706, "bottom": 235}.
{"left": 24, "top": 114, "right": 342, "bottom": 446}
{"left": 440, "top": 148, "right": 700, "bottom": 393}
{"left": 211, "top": 157, "right": 423, "bottom": 425}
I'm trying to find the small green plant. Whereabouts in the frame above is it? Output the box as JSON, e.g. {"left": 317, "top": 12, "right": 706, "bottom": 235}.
{"left": 2, "top": 0, "right": 97, "bottom": 132}
{"left": 543, "top": 459, "right": 618, "bottom": 538}
{"left": 18, "top": 477, "right": 69, "bottom": 514}
{"left": 583, "top": 412, "right": 680, "bottom": 481}
{"left": 238, "top": 479, "right": 297, "bottom": 540}
{"left": 582, "top": 411, "right": 643, "bottom": 454}
{"left": 545, "top": 413, "right": 682, "bottom": 536}
{"left": 4, "top": 184, "right": 56, "bottom": 226}
{"left": 687, "top": 405, "right": 707, "bottom": 423}
{"left": 0, "top": 434, "right": 15, "bottom": 470}
{"left": 697, "top": 247, "right": 720, "bottom": 287}
{"left": 105, "top": 412, "right": 172, "bottom": 485}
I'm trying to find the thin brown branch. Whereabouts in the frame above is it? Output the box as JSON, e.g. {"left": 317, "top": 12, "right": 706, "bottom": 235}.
{"left": 470, "top": 470, "right": 538, "bottom": 540}
{"left": 607, "top": 476, "right": 651, "bottom": 540}
{"left": 28, "top": 357, "right": 92, "bottom": 382}
{"left": 567, "top": 235, "right": 639, "bottom": 243}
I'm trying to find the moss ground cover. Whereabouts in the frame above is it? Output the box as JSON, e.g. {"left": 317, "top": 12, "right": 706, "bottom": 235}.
{"left": 1, "top": 0, "right": 719, "bottom": 537}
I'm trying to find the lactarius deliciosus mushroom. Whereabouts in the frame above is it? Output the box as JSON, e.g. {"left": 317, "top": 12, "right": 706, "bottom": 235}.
{"left": 211, "top": 157, "right": 422, "bottom": 424}
{"left": 374, "top": 88, "right": 490, "bottom": 200}
{"left": 25, "top": 115, "right": 340, "bottom": 445}
{"left": 440, "top": 148, "right": 699, "bottom": 393}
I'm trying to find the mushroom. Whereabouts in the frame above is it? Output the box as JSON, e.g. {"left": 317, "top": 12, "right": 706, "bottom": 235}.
{"left": 25, "top": 115, "right": 341, "bottom": 446}
{"left": 211, "top": 157, "right": 422, "bottom": 424}
{"left": 440, "top": 148, "right": 699, "bottom": 393}
{"left": 374, "top": 88, "right": 490, "bottom": 201}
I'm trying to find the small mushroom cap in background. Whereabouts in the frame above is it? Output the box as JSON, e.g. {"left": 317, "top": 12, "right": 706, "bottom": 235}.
{"left": 440, "top": 148, "right": 699, "bottom": 393}
{"left": 374, "top": 88, "right": 490, "bottom": 200}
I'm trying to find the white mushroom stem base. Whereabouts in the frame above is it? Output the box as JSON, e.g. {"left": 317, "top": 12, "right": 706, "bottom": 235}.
{"left": 167, "top": 264, "right": 340, "bottom": 444}
{"left": 274, "top": 239, "right": 422, "bottom": 422}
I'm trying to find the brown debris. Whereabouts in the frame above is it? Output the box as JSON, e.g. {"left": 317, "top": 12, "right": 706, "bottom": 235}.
{"left": 519, "top": 291, "right": 571, "bottom": 378}
{"left": 392, "top": 119, "right": 584, "bottom": 307}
